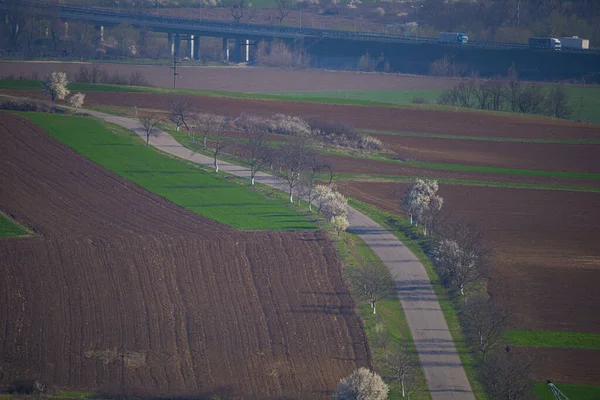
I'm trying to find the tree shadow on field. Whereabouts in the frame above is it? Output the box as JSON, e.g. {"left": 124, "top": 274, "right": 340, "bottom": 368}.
{"left": 290, "top": 304, "right": 354, "bottom": 315}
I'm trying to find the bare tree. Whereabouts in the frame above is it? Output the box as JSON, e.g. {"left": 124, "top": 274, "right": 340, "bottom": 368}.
{"left": 168, "top": 97, "right": 191, "bottom": 134}
{"left": 139, "top": 113, "right": 162, "bottom": 146}
{"left": 242, "top": 118, "right": 272, "bottom": 185}
{"left": 350, "top": 261, "right": 395, "bottom": 314}
{"left": 479, "top": 347, "right": 534, "bottom": 400}
{"left": 516, "top": 85, "right": 546, "bottom": 114}
{"left": 545, "top": 85, "right": 572, "bottom": 119}
{"left": 211, "top": 139, "right": 229, "bottom": 172}
{"left": 454, "top": 79, "right": 476, "bottom": 108}
{"left": 230, "top": 0, "right": 245, "bottom": 23}
{"left": 298, "top": 158, "right": 329, "bottom": 211}
{"left": 274, "top": 0, "right": 293, "bottom": 24}
{"left": 334, "top": 368, "right": 389, "bottom": 400}
{"left": 196, "top": 113, "right": 226, "bottom": 147}
{"left": 475, "top": 77, "right": 506, "bottom": 111}
{"left": 275, "top": 141, "right": 313, "bottom": 203}
{"left": 460, "top": 295, "right": 509, "bottom": 358}
{"left": 507, "top": 69, "right": 522, "bottom": 112}
{"left": 384, "top": 343, "right": 419, "bottom": 398}
{"left": 574, "top": 95, "right": 588, "bottom": 121}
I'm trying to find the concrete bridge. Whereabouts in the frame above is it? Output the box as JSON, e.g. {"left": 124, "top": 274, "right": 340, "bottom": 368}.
{"left": 0, "top": 0, "right": 428, "bottom": 63}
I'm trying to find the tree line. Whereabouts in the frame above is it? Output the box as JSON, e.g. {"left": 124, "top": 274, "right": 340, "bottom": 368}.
{"left": 437, "top": 70, "right": 587, "bottom": 121}
{"left": 401, "top": 178, "right": 534, "bottom": 400}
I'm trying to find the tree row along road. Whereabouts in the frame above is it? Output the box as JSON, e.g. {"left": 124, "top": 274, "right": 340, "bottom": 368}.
{"left": 85, "top": 109, "right": 475, "bottom": 400}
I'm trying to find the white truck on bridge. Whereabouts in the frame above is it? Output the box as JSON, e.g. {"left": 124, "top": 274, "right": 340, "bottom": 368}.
{"left": 560, "top": 36, "right": 590, "bottom": 50}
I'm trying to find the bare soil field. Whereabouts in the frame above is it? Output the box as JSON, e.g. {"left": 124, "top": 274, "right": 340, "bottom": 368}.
{"left": 0, "top": 62, "right": 456, "bottom": 92}
{"left": 4, "top": 90, "right": 599, "bottom": 141}
{"left": 335, "top": 181, "right": 600, "bottom": 333}
{"left": 377, "top": 135, "right": 600, "bottom": 173}
{"left": 519, "top": 347, "right": 600, "bottom": 385}
{"left": 0, "top": 114, "right": 370, "bottom": 398}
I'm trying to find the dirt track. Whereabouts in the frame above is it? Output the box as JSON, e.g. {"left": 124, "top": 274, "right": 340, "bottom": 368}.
{"left": 0, "top": 113, "right": 370, "bottom": 398}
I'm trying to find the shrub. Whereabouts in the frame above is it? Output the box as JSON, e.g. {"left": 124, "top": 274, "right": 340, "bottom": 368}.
{"left": 128, "top": 71, "right": 149, "bottom": 86}
{"left": 309, "top": 118, "right": 361, "bottom": 147}
{"left": 0, "top": 99, "right": 56, "bottom": 113}
{"left": 357, "top": 135, "right": 383, "bottom": 150}
{"left": 234, "top": 113, "right": 270, "bottom": 133}
{"left": 268, "top": 113, "right": 312, "bottom": 137}
{"left": 411, "top": 96, "right": 428, "bottom": 104}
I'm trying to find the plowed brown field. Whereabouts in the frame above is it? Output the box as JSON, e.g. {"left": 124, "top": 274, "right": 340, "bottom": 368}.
{"left": 0, "top": 113, "right": 370, "bottom": 398}
{"left": 335, "top": 181, "right": 600, "bottom": 384}
{"left": 335, "top": 181, "right": 600, "bottom": 332}
{"left": 4, "top": 91, "right": 599, "bottom": 141}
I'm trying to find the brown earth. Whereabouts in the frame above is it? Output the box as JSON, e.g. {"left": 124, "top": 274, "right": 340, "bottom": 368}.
{"left": 520, "top": 347, "right": 600, "bottom": 385}
{"left": 335, "top": 181, "right": 600, "bottom": 333}
{"left": 4, "top": 90, "right": 599, "bottom": 141}
{"left": 376, "top": 135, "right": 600, "bottom": 174}
{"left": 0, "top": 113, "right": 370, "bottom": 398}
{"left": 0, "top": 62, "right": 457, "bottom": 92}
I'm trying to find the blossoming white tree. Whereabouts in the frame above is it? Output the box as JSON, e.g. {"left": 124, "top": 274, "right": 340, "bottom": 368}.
{"left": 334, "top": 367, "right": 389, "bottom": 400}
{"left": 42, "top": 71, "right": 70, "bottom": 104}
{"left": 68, "top": 92, "right": 85, "bottom": 112}
{"left": 402, "top": 178, "right": 443, "bottom": 235}
{"left": 331, "top": 215, "right": 349, "bottom": 238}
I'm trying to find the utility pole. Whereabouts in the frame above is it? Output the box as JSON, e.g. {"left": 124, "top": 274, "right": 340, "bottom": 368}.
{"left": 170, "top": 52, "right": 179, "bottom": 88}
{"left": 411, "top": 4, "right": 423, "bottom": 38}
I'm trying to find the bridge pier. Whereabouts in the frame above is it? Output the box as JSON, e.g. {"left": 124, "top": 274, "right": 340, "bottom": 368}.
{"left": 193, "top": 35, "right": 200, "bottom": 61}
{"left": 222, "top": 37, "right": 229, "bottom": 62}
{"left": 95, "top": 25, "right": 104, "bottom": 42}
{"left": 187, "top": 34, "right": 194, "bottom": 59}
{"left": 173, "top": 33, "right": 181, "bottom": 57}
{"left": 233, "top": 39, "right": 242, "bottom": 63}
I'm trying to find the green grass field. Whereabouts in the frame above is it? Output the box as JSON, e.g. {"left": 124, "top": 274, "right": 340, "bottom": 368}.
{"left": 507, "top": 330, "right": 600, "bottom": 350}
{"left": 268, "top": 89, "right": 445, "bottom": 104}
{"left": 535, "top": 382, "right": 600, "bottom": 400}
{"left": 23, "top": 113, "right": 315, "bottom": 231}
{"left": 276, "top": 86, "right": 600, "bottom": 124}
{"left": 362, "top": 128, "right": 600, "bottom": 145}
{"left": 406, "top": 161, "right": 600, "bottom": 180}
{"left": 0, "top": 213, "right": 29, "bottom": 237}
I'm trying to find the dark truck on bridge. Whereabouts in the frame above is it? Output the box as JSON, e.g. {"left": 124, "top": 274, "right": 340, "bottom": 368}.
{"left": 528, "top": 37, "right": 561, "bottom": 50}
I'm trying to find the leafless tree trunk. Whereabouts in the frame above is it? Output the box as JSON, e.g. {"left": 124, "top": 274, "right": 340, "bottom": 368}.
{"left": 275, "top": 0, "right": 292, "bottom": 24}
{"left": 138, "top": 113, "right": 162, "bottom": 147}
{"left": 479, "top": 347, "right": 534, "bottom": 400}
{"left": 460, "top": 295, "right": 509, "bottom": 358}
{"left": 168, "top": 96, "right": 191, "bottom": 135}
{"left": 384, "top": 342, "right": 419, "bottom": 398}
{"left": 455, "top": 79, "right": 476, "bottom": 108}
{"left": 242, "top": 117, "right": 271, "bottom": 185}
{"left": 275, "top": 141, "right": 313, "bottom": 203}
{"left": 211, "top": 139, "right": 228, "bottom": 172}
{"left": 545, "top": 85, "right": 572, "bottom": 119}
{"left": 349, "top": 261, "right": 395, "bottom": 315}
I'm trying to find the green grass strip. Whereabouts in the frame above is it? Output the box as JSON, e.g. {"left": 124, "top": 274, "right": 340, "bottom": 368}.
{"left": 362, "top": 128, "right": 600, "bottom": 145}
{"left": 507, "top": 329, "right": 600, "bottom": 350}
{"left": 23, "top": 113, "right": 315, "bottom": 231}
{"left": 0, "top": 212, "right": 30, "bottom": 237}
{"left": 335, "top": 232, "right": 431, "bottom": 399}
{"left": 347, "top": 198, "right": 488, "bottom": 400}
{"left": 535, "top": 382, "right": 600, "bottom": 400}
{"left": 406, "top": 161, "right": 600, "bottom": 180}
{"left": 326, "top": 172, "right": 600, "bottom": 193}
{"left": 0, "top": 79, "right": 147, "bottom": 93}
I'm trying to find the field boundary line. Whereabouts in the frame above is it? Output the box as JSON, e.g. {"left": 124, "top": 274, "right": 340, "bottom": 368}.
{"left": 73, "top": 108, "right": 475, "bottom": 400}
